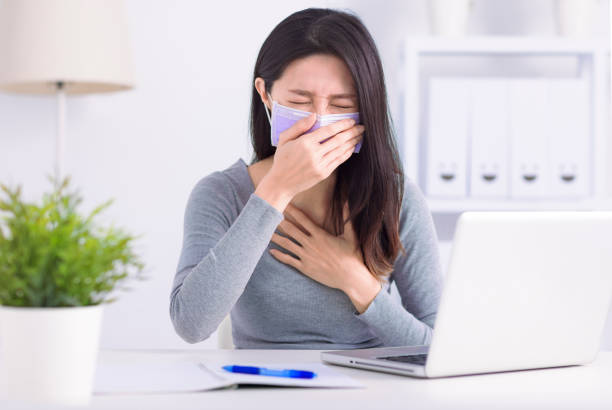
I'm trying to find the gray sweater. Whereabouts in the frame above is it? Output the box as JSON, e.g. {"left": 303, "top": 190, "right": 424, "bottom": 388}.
{"left": 170, "top": 158, "right": 443, "bottom": 349}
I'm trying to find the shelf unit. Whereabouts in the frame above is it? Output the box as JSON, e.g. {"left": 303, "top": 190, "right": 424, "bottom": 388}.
{"left": 400, "top": 36, "right": 610, "bottom": 213}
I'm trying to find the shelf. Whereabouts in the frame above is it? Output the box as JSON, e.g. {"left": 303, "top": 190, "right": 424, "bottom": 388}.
{"left": 401, "top": 36, "right": 610, "bottom": 214}
{"left": 426, "top": 198, "right": 612, "bottom": 213}
{"left": 404, "top": 36, "right": 608, "bottom": 54}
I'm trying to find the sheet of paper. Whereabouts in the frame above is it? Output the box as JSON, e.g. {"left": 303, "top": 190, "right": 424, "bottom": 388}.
{"left": 93, "top": 360, "right": 364, "bottom": 394}
{"left": 93, "top": 362, "right": 234, "bottom": 394}
{"left": 203, "top": 362, "right": 365, "bottom": 389}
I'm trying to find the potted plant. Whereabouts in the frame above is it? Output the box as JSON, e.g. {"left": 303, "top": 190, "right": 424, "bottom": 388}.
{"left": 0, "top": 175, "right": 147, "bottom": 406}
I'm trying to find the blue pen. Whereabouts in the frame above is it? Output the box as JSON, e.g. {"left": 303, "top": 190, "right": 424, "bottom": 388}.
{"left": 222, "top": 365, "right": 316, "bottom": 379}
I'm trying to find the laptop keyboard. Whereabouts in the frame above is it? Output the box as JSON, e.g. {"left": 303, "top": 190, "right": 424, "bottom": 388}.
{"left": 377, "top": 354, "right": 428, "bottom": 366}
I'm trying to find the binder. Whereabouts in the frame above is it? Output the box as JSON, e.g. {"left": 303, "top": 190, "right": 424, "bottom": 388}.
{"left": 546, "top": 78, "right": 591, "bottom": 198}
{"left": 426, "top": 78, "right": 469, "bottom": 198}
{"left": 508, "top": 79, "right": 551, "bottom": 199}
{"left": 469, "top": 78, "right": 510, "bottom": 198}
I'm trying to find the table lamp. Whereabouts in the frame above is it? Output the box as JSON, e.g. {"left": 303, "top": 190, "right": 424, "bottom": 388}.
{"left": 0, "top": 0, "right": 134, "bottom": 186}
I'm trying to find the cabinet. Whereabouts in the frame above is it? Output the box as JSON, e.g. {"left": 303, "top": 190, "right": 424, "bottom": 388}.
{"left": 401, "top": 36, "right": 609, "bottom": 212}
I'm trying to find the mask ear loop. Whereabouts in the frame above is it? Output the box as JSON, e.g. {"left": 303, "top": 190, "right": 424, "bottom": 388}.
{"left": 262, "top": 94, "right": 272, "bottom": 126}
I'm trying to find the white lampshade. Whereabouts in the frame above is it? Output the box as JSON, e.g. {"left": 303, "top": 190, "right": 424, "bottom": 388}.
{"left": 0, "top": 0, "right": 134, "bottom": 95}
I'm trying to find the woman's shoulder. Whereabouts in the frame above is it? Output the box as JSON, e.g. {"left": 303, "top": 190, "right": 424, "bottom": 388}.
{"left": 391, "top": 178, "right": 441, "bottom": 285}
{"left": 399, "top": 177, "right": 432, "bottom": 226}
{"left": 189, "top": 158, "right": 249, "bottom": 197}
{"left": 186, "top": 158, "right": 249, "bottom": 210}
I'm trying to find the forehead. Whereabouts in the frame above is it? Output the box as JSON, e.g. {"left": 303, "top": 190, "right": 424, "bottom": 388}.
{"left": 272, "top": 53, "right": 356, "bottom": 97}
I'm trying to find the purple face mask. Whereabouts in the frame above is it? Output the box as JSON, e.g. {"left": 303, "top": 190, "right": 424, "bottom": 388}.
{"left": 263, "top": 99, "right": 362, "bottom": 154}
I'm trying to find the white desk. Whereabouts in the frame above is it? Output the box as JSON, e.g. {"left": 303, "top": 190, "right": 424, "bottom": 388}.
{"left": 2, "top": 349, "right": 612, "bottom": 409}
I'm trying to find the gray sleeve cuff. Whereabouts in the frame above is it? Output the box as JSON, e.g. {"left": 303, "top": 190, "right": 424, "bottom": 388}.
{"left": 209, "top": 191, "right": 284, "bottom": 266}
{"left": 250, "top": 192, "right": 284, "bottom": 219}
{"left": 354, "top": 286, "right": 433, "bottom": 347}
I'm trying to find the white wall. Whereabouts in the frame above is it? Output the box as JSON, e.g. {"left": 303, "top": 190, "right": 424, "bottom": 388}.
{"left": 1, "top": 0, "right": 611, "bottom": 350}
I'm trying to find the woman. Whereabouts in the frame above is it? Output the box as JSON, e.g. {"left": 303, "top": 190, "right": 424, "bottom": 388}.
{"left": 170, "top": 8, "right": 442, "bottom": 349}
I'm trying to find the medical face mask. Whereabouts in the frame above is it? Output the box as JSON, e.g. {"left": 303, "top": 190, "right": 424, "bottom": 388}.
{"left": 263, "top": 99, "right": 362, "bottom": 154}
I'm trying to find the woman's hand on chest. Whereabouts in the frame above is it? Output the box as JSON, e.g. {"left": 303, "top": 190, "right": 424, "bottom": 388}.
{"left": 268, "top": 201, "right": 382, "bottom": 313}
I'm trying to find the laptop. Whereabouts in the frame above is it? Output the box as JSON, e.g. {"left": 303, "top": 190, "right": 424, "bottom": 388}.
{"left": 321, "top": 211, "right": 612, "bottom": 378}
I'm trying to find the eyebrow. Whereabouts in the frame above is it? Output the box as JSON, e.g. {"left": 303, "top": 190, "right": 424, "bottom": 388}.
{"left": 288, "top": 89, "right": 356, "bottom": 99}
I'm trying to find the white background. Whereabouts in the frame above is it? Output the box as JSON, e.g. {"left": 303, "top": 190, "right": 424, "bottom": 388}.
{"left": 1, "top": 0, "right": 611, "bottom": 350}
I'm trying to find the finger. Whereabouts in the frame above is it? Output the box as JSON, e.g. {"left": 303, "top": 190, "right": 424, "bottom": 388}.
{"left": 284, "top": 204, "right": 322, "bottom": 236}
{"left": 322, "top": 139, "right": 357, "bottom": 171}
{"left": 321, "top": 133, "right": 363, "bottom": 162}
{"left": 278, "top": 112, "right": 317, "bottom": 146}
{"left": 319, "top": 125, "right": 364, "bottom": 158}
{"left": 269, "top": 248, "right": 303, "bottom": 270}
{"left": 322, "top": 134, "right": 361, "bottom": 168}
{"left": 278, "top": 219, "right": 310, "bottom": 243}
{"left": 306, "top": 117, "right": 356, "bottom": 144}
{"left": 270, "top": 232, "right": 303, "bottom": 256}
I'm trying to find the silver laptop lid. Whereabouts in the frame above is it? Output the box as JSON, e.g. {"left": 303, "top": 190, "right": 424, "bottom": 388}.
{"left": 426, "top": 211, "right": 612, "bottom": 378}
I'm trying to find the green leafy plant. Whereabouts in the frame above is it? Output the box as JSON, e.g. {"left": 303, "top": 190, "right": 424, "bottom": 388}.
{"left": 0, "top": 174, "right": 148, "bottom": 307}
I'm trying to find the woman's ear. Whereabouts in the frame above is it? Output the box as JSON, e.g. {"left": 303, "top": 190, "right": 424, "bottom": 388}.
{"left": 254, "top": 77, "right": 271, "bottom": 110}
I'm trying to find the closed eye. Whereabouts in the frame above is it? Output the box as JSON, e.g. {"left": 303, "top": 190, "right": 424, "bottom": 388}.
{"left": 289, "top": 101, "right": 354, "bottom": 109}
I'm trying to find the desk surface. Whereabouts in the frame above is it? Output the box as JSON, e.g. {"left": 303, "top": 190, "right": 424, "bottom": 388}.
{"left": 3, "top": 349, "right": 612, "bottom": 410}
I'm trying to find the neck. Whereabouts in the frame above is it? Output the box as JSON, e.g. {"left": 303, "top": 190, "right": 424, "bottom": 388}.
{"left": 292, "top": 170, "right": 337, "bottom": 209}
{"left": 249, "top": 155, "right": 338, "bottom": 214}
{"left": 248, "top": 156, "right": 338, "bottom": 231}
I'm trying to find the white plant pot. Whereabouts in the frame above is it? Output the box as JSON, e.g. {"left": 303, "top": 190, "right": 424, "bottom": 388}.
{"left": 430, "top": 0, "right": 473, "bottom": 37}
{"left": 557, "top": 0, "right": 596, "bottom": 37}
{"left": 0, "top": 304, "right": 103, "bottom": 406}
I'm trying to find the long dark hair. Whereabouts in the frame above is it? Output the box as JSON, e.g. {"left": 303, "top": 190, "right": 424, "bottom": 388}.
{"left": 249, "top": 8, "right": 405, "bottom": 280}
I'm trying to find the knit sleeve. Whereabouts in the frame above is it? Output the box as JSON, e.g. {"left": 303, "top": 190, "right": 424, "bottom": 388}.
{"left": 169, "top": 173, "right": 284, "bottom": 343}
{"left": 354, "top": 179, "right": 443, "bottom": 346}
